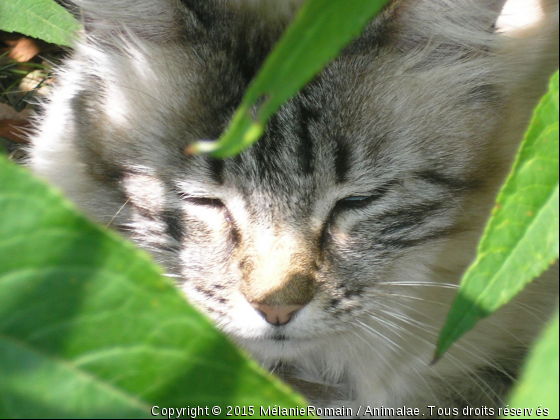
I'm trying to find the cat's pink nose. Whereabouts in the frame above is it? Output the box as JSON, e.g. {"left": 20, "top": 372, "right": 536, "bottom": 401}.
{"left": 252, "top": 303, "right": 305, "bottom": 326}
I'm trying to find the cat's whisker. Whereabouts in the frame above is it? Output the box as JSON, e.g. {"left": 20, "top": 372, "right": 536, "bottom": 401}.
{"left": 269, "top": 360, "right": 282, "bottom": 376}
{"left": 370, "top": 306, "right": 507, "bottom": 407}
{"left": 508, "top": 299, "right": 552, "bottom": 323}
{"left": 364, "top": 309, "right": 408, "bottom": 334}
{"left": 386, "top": 295, "right": 531, "bottom": 348}
{"left": 355, "top": 311, "right": 476, "bottom": 408}
{"left": 354, "top": 319, "right": 403, "bottom": 353}
{"left": 106, "top": 198, "right": 131, "bottom": 228}
{"left": 376, "top": 281, "right": 460, "bottom": 289}
{"left": 373, "top": 291, "right": 534, "bottom": 349}
{"left": 362, "top": 310, "right": 410, "bottom": 345}
{"left": 378, "top": 280, "right": 548, "bottom": 325}
{"left": 372, "top": 291, "right": 452, "bottom": 307}
{"left": 374, "top": 302, "right": 519, "bottom": 386}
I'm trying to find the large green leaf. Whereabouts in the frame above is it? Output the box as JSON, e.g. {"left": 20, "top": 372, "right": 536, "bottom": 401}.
{"left": 0, "top": 157, "right": 309, "bottom": 419}
{"left": 436, "top": 71, "right": 560, "bottom": 358}
{"left": 187, "top": 0, "right": 392, "bottom": 158}
{"left": 503, "top": 308, "right": 559, "bottom": 419}
{"left": 0, "top": 0, "right": 80, "bottom": 46}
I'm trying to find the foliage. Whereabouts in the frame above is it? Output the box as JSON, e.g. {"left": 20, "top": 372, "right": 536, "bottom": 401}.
{"left": 0, "top": 0, "right": 79, "bottom": 46}
{"left": 437, "top": 71, "right": 559, "bottom": 357}
{"left": 0, "top": 156, "right": 309, "bottom": 418}
{"left": 0, "top": 50, "right": 51, "bottom": 112}
{"left": 504, "top": 309, "right": 559, "bottom": 419}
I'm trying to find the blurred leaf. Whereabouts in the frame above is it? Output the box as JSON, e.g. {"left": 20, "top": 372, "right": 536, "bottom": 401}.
{"left": 0, "top": 156, "right": 309, "bottom": 419}
{"left": 188, "top": 0, "right": 392, "bottom": 158}
{"left": 436, "top": 71, "right": 559, "bottom": 358}
{"left": 0, "top": 0, "right": 80, "bottom": 46}
{"left": 503, "top": 307, "right": 559, "bottom": 419}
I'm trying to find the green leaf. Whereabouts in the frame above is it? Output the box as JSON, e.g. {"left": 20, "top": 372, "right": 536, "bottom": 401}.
{"left": 187, "top": 0, "right": 392, "bottom": 158}
{"left": 502, "top": 307, "right": 559, "bottom": 419}
{"left": 0, "top": 0, "right": 80, "bottom": 47}
{"left": 436, "top": 71, "right": 560, "bottom": 358}
{"left": 0, "top": 156, "right": 310, "bottom": 419}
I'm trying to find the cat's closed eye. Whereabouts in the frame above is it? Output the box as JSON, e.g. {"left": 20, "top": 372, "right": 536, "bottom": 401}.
{"left": 334, "top": 180, "right": 398, "bottom": 211}
{"left": 335, "top": 195, "right": 377, "bottom": 212}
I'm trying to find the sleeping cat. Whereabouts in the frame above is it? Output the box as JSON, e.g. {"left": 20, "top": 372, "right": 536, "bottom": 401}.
{"left": 28, "top": 0, "right": 559, "bottom": 416}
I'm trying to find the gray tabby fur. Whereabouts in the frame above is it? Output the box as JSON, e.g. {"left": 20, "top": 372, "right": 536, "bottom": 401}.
{"left": 28, "top": 0, "right": 559, "bottom": 416}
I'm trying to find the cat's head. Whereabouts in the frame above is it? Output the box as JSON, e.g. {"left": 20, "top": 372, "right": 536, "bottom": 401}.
{"left": 30, "top": 0, "right": 558, "bottom": 363}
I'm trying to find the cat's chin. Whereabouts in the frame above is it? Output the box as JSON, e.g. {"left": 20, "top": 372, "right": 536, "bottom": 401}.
{"left": 234, "top": 334, "right": 322, "bottom": 363}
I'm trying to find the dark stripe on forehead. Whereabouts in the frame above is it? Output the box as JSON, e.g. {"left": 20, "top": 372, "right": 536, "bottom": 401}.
{"left": 247, "top": 113, "right": 286, "bottom": 182}
{"left": 334, "top": 137, "right": 351, "bottom": 184}
{"left": 295, "top": 99, "right": 319, "bottom": 176}
{"left": 206, "top": 156, "right": 225, "bottom": 185}
{"left": 262, "top": 113, "right": 287, "bottom": 158}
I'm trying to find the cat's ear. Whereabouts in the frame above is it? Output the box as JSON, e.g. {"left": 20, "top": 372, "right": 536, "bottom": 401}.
{"left": 69, "top": 0, "right": 302, "bottom": 44}
{"left": 387, "top": 0, "right": 508, "bottom": 29}
{"left": 380, "top": 0, "right": 509, "bottom": 55}
{"left": 69, "top": 0, "right": 190, "bottom": 43}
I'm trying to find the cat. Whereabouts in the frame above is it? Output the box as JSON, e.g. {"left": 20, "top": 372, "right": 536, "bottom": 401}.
{"left": 28, "top": 0, "right": 559, "bottom": 417}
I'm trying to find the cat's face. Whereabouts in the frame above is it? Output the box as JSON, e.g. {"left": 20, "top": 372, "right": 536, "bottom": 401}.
{"left": 30, "top": 0, "right": 542, "bottom": 366}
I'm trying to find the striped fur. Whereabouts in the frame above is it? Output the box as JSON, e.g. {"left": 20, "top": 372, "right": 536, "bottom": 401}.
{"left": 28, "top": 0, "right": 559, "bottom": 416}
